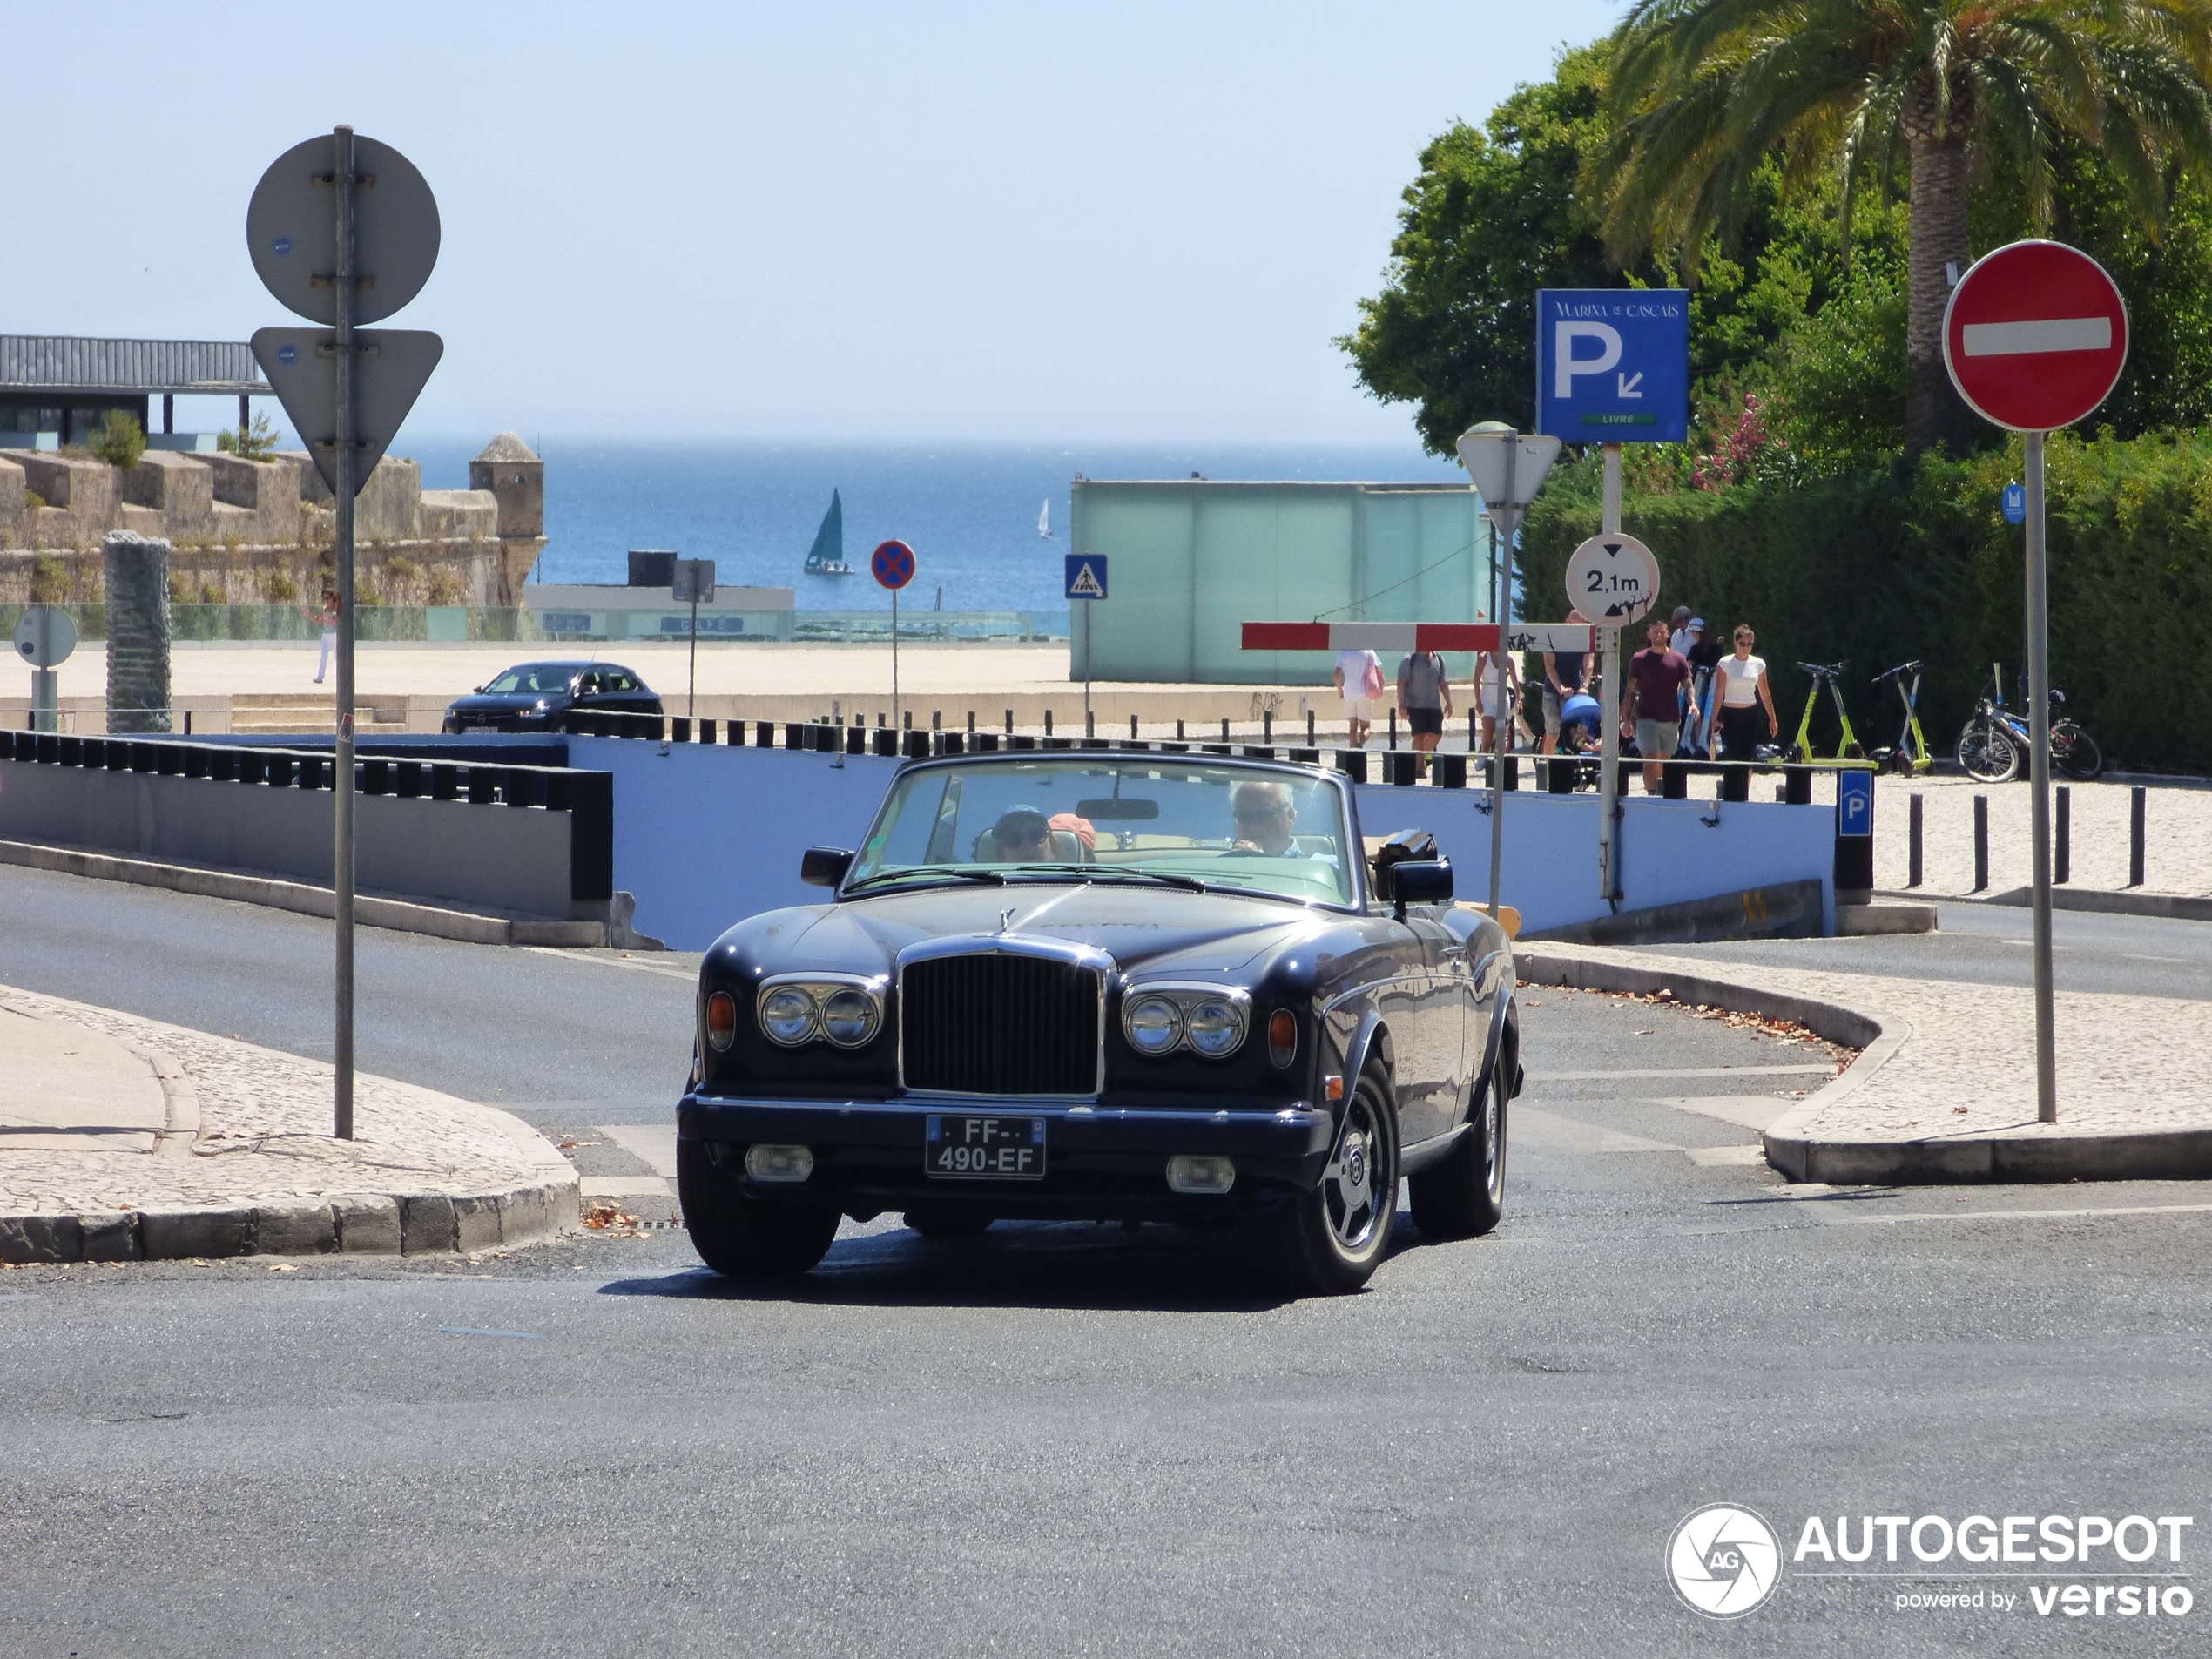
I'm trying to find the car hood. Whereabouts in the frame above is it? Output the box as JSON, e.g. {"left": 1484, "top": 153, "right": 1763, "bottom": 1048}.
{"left": 744, "top": 881, "right": 1347, "bottom": 979}
{"left": 448, "top": 691, "right": 563, "bottom": 713}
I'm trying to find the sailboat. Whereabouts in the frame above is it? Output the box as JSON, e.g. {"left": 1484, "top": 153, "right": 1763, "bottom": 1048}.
{"left": 804, "top": 489, "right": 853, "bottom": 576}
{"left": 1038, "top": 498, "right": 1055, "bottom": 539}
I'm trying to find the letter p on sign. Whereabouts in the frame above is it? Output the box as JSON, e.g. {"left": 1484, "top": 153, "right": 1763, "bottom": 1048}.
{"left": 1554, "top": 322, "right": 1622, "bottom": 396}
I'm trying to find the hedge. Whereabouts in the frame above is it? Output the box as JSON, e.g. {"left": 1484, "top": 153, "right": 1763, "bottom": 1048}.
{"left": 1520, "top": 432, "right": 2212, "bottom": 774}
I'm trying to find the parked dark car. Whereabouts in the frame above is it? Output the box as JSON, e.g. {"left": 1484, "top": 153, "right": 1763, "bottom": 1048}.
{"left": 678, "top": 750, "right": 1521, "bottom": 1294}
{"left": 441, "top": 660, "right": 662, "bottom": 733}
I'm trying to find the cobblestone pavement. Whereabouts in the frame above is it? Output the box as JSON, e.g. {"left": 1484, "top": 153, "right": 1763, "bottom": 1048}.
{"left": 1559, "top": 943, "right": 2212, "bottom": 1145}
{"left": 0, "top": 981, "right": 572, "bottom": 1218}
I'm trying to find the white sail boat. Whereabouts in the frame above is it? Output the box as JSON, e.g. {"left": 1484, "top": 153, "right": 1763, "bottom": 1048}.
{"left": 1038, "top": 498, "right": 1054, "bottom": 539}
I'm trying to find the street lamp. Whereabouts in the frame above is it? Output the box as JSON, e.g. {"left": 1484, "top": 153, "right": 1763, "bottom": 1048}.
{"left": 1455, "top": 422, "right": 1562, "bottom": 915}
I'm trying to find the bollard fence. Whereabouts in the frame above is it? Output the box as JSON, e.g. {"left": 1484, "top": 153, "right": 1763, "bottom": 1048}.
{"left": 1307, "top": 709, "right": 1317, "bottom": 745}
{"left": 2054, "top": 785, "right": 2070, "bottom": 885}
{"left": 2130, "top": 786, "right": 2147, "bottom": 887}
{"left": 1387, "top": 709, "right": 1398, "bottom": 749}
{"left": 1973, "top": 794, "right": 1989, "bottom": 892}
{"left": 1908, "top": 792, "right": 1923, "bottom": 888}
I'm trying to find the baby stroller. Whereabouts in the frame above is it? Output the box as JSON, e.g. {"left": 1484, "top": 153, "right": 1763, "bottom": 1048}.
{"left": 1554, "top": 691, "right": 1604, "bottom": 789}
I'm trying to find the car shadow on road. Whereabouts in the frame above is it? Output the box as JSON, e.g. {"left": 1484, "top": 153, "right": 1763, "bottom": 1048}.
{"left": 594, "top": 1219, "right": 1348, "bottom": 1312}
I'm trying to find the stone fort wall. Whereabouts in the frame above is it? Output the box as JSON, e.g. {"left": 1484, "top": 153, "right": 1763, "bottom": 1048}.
{"left": 0, "top": 432, "right": 545, "bottom": 608}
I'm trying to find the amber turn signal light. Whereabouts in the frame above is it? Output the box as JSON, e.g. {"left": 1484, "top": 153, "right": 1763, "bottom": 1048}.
{"left": 705, "top": 990, "right": 737, "bottom": 1052}
{"left": 1267, "top": 1008, "right": 1297, "bottom": 1069}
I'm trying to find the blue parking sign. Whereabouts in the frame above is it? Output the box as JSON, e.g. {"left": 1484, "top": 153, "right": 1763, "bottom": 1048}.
{"left": 1838, "top": 770, "right": 1874, "bottom": 838}
{"left": 1536, "top": 289, "right": 1690, "bottom": 444}
{"left": 1064, "top": 555, "right": 1107, "bottom": 600}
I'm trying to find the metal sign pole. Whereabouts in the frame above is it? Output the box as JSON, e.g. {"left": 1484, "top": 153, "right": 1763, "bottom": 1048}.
{"left": 1596, "top": 442, "right": 1623, "bottom": 904}
{"left": 1083, "top": 599, "right": 1093, "bottom": 732}
{"left": 2024, "top": 429, "right": 2058, "bottom": 1122}
{"left": 892, "top": 586, "right": 900, "bottom": 733}
{"left": 688, "top": 594, "right": 698, "bottom": 719}
{"left": 1487, "top": 450, "right": 1514, "bottom": 914}
{"left": 332, "top": 124, "right": 357, "bottom": 1142}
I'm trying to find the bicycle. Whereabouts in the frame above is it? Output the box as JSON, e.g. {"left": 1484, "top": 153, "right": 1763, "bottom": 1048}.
{"left": 1787, "top": 661, "right": 1868, "bottom": 765}
{"left": 1954, "top": 664, "right": 2105, "bottom": 782}
{"left": 1869, "top": 659, "right": 1932, "bottom": 777}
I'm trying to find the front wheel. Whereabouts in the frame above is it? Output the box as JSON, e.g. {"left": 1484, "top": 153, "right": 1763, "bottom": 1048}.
{"left": 678, "top": 1139, "right": 841, "bottom": 1280}
{"left": 1957, "top": 719, "right": 2020, "bottom": 783}
{"left": 1256, "top": 1067, "right": 1400, "bottom": 1295}
{"left": 2054, "top": 723, "right": 2104, "bottom": 779}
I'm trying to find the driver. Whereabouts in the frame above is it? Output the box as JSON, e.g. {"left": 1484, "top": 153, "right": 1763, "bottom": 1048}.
{"left": 984, "top": 806, "right": 1051, "bottom": 863}
{"left": 1229, "top": 780, "right": 1304, "bottom": 855}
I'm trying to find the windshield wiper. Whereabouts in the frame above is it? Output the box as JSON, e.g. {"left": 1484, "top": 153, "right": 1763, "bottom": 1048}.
{"left": 1009, "top": 863, "right": 1211, "bottom": 894}
{"left": 844, "top": 866, "right": 1007, "bottom": 892}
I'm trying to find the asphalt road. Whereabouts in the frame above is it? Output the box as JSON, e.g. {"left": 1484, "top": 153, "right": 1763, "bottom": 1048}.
{"left": 3, "top": 867, "right": 2210, "bottom": 1656}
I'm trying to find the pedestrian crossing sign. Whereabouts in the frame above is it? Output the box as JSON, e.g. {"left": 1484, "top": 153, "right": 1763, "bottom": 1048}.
{"left": 1064, "top": 556, "right": 1108, "bottom": 600}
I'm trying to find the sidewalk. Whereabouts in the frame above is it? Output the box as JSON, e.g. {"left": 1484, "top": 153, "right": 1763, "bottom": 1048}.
{"left": 0, "top": 983, "right": 577, "bottom": 1263}
{"left": 1519, "top": 943, "right": 2212, "bottom": 1184}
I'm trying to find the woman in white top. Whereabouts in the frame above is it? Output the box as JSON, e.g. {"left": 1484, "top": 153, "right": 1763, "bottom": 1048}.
{"left": 304, "top": 589, "right": 339, "bottom": 685}
{"left": 1710, "top": 624, "right": 1778, "bottom": 761}
{"left": 1471, "top": 644, "right": 1522, "bottom": 756}
{"left": 1333, "top": 647, "right": 1385, "bottom": 748}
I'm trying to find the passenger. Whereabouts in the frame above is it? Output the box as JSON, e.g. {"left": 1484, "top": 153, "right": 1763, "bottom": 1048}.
{"left": 984, "top": 806, "right": 1052, "bottom": 863}
{"left": 1229, "top": 780, "right": 1304, "bottom": 855}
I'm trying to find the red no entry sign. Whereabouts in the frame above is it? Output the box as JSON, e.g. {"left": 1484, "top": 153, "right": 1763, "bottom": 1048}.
{"left": 871, "top": 539, "right": 915, "bottom": 590}
{"left": 1943, "top": 240, "right": 2128, "bottom": 432}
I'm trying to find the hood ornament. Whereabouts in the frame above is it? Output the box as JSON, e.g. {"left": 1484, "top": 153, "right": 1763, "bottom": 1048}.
{"left": 997, "top": 907, "right": 1017, "bottom": 934}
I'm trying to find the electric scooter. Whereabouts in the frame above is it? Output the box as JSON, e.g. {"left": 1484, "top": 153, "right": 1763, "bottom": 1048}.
{"left": 1868, "top": 659, "right": 1932, "bottom": 777}
{"left": 1787, "top": 661, "right": 1868, "bottom": 766}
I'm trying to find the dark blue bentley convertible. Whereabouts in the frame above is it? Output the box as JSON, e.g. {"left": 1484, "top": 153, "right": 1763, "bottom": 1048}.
{"left": 678, "top": 749, "right": 1520, "bottom": 1294}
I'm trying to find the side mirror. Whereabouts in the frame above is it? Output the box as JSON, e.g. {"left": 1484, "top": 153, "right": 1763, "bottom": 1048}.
{"left": 801, "top": 846, "right": 855, "bottom": 888}
{"left": 1386, "top": 858, "right": 1453, "bottom": 918}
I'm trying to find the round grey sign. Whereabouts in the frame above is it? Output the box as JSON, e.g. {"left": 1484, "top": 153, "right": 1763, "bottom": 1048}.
{"left": 246, "top": 132, "right": 442, "bottom": 326}
{"left": 13, "top": 605, "right": 77, "bottom": 669}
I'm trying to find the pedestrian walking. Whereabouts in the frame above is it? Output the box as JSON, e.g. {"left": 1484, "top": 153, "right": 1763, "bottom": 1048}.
{"left": 1711, "top": 624, "right": 1778, "bottom": 761}
{"left": 1472, "top": 637, "right": 1521, "bottom": 756}
{"left": 1541, "top": 608, "right": 1592, "bottom": 756}
{"left": 1397, "top": 646, "right": 1452, "bottom": 779}
{"left": 1668, "top": 604, "right": 1696, "bottom": 656}
{"left": 1334, "top": 645, "right": 1385, "bottom": 748}
{"left": 1680, "top": 617, "right": 1724, "bottom": 755}
{"left": 304, "top": 588, "right": 339, "bottom": 685}
{"left": 1623, "top": 618, "right": 1691, "bottom": 794}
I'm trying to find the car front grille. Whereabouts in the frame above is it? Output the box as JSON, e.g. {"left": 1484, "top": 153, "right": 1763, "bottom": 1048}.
{"left": 900, "top": 953, "right": 1101, "bottom": 1096}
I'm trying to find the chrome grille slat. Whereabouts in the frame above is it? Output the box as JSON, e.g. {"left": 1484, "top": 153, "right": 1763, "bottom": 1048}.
{"left": 901, "top": 953, "right": 1101, "bottom": 1096}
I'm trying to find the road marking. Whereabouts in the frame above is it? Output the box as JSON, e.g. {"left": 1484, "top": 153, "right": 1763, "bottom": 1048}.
{"left": 597, "top": 1123, "right": 678, "bottom": 1177}
{"left": 1814, "top": 1200, "right": 2212, "bottom": 1227}
{"left": 1526, "top": 1064, "right": 1833, "bottom": 1082}
{"left": 437, "top": 1326, "right": 541, "bottom": 1339}
{"left": 519, "top": 947, "right": 696, "bottom": 982}
{"left": 1961, "top": 317, "right": 2112, "bottom": 355}
{"left": 1639, "top": 1095, "right": 1796, "bottom": 1132}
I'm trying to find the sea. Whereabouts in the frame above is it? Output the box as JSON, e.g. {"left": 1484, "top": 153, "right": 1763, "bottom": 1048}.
{"left": 405, "top": 439, "right": 1463, "bottom": 616}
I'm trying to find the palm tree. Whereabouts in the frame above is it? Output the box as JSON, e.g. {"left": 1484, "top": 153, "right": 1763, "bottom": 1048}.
{"left": 1601, "top": 1, "right": 2212, "bottom": 453}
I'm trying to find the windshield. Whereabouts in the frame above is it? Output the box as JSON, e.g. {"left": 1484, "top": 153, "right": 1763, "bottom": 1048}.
{"left": 484, "top": 664, "right": 583, "bottom": 694}
{"left": 846, "top": 758, "right": 1357, "bottom": 906}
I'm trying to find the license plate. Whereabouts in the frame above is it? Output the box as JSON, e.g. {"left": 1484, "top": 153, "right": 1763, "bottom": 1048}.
{"left": 925, "top": 1114, "right": 1047, "bottom": 1180}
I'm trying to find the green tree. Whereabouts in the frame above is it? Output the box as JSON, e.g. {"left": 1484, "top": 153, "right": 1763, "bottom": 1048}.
{"left": 89, "top": 409, "right": 146, "bottom": 470}
{"left": 1602, "top": 0, "right": 2212, "bottom": 455}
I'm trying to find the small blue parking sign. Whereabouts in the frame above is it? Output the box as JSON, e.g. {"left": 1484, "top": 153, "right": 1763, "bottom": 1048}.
{"left": 1536, "top": 289, "right": 1690, "bottom": 443}
{"left": 1064, "top": 555, "right": 1107, "bottom": 600}
{"left": 2003, "top": 482, "right": 2027, "bottom": 525}
{"left": 1838, "top": 770, "right": 1874, "bottom": 838}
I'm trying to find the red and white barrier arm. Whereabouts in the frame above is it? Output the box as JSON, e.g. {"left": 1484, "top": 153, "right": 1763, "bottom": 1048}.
{"left": 1240, "top": 621, "right": 1598, "bottom": 654}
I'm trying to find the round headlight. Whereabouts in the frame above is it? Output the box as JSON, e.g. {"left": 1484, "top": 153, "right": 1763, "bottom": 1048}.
{"left": 819, "top": 987, "right": 880, "bottom": 1048}
{"left": 1185, "top": 996, "right": 1246, "bottom": 1058}
{"left": 759, "top": 985, "right": 818, "bottom": 1046}
{"left": 1123, "top": 995, "right": 1183, "bottom": 1056}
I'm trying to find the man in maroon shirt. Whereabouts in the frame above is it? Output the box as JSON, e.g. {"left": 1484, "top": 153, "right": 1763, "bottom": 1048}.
{"left": 1622, "top": 618, "right": 1691, "bottom": 794}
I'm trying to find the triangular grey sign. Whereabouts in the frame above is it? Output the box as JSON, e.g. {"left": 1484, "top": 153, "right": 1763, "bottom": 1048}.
{"left": 250, "top": 327, "right": 443, "bottom": 496}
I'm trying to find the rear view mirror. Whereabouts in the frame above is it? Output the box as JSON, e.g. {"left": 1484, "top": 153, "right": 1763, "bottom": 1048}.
{"left": 1388, "top": 859, "right": 1453, "bottom": 907}
{"left": 801, "top": 846, "right": 854, "bottom": 887}
{"left": 1075, "top": 797, "right": 1160, "bottom": 820}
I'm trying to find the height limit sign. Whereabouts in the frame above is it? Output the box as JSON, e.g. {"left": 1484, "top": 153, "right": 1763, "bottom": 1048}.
{"left": 1564, "top": 533, "right": 1660, "bottom": 626}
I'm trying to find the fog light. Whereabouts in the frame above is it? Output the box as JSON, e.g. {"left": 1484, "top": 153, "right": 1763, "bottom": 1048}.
{"left": 745, "top": 1143, "right": 815, "bottom": 1183}
{"left": 705, "top": 990, "right": 737, "bottom": 1052}
{"left": 1165, "top": 1155, "right": 1236, "bottom": 1195}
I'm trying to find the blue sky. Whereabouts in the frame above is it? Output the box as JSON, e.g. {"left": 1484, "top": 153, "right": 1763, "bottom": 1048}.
{"left": 13, "top": 2, "right": 1625, "bottom": 443}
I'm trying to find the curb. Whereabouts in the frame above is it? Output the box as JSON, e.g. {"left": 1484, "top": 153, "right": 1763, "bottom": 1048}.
{"left": 0, "top": 838, "right": 606, "bottom": 948}
{"left": 0, "top": 1177, "right": 578, "bottom": 1265}
{"left": 1878, "top": 887, "right": 2212, "bottom": 922}
{"left": 1513, "top": 944, "right": 2212, "bottom": 1185}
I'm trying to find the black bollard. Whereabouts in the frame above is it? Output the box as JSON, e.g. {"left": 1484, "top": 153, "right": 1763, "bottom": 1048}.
{"left": 2130, "top": 786, "right": 2147, "bottom": 887}
{"left": 1908, "top": 793, "right": 1923, "bottom": 888}
{"left": 1973, "top": 793, "right": 1989, "bottom": 892}
{"left": 2055, "top": 786, "right": 2070, "bottom": 885}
